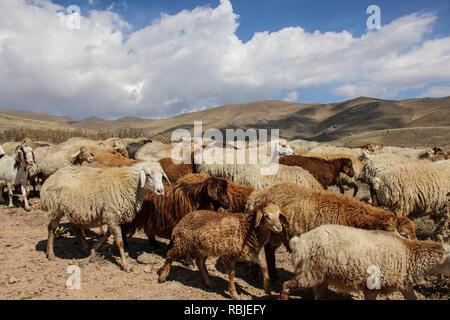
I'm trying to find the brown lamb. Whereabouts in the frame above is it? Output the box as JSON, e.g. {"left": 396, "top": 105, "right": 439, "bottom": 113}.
{"left": 158, "top": 202, "right": 286, "bottom": 300}
{"left": 278, "top": 155, "right": 355, "bottom": 189}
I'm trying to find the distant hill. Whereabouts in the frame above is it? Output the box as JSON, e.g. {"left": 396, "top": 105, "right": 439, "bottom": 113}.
{"left": 1, "top": 96, "right": 449, "bottom": 148}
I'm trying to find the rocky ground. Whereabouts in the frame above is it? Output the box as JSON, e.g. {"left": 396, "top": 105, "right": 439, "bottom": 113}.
{"left": 0, "top": 194, "right": 448, "bottom": 301}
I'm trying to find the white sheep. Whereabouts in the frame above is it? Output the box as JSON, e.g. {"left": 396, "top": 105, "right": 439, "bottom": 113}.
{"left": 377, "top": 146, "right": 434, "bottom": 159}
{"left": 0, "top": 145, "right": 35, "bottom": 211}
{"left": 370, "top": 162, "right": 449, "bottom": 220}
{"left": 281, "top": 225, "right": 450, "bottom": 300}
{"left": 40, "top": 162, "right": 167, "bottom": 272}
{"left": 196, "top": 162, "right": 323, "bottom": 190}
{"left": 33, "top": 145, "right": 94, "bottom": 180}
{"left": 289, "top": 139, "right": 322, "bottom": 153}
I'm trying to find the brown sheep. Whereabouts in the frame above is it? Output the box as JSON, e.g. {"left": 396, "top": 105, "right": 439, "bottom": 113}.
{"left": 177, "top": 173, "right": 255, "bottom": 212}
{"left": 278, "top": 155, "right": 354, "bottom": 189}
{"left": 87, "top": 150, "right": 138, "bottom": 168}
{"left": 121, "top": 175, "right": 232, "bottom": 246}
{"left": 158, "top": 202, "right": 286, "bottom": 300}
{"left": 246, "top": 182, "right": 417, "bottom": 280}
{"left": 158, "top": 157, "right": 194, "bottom": 183}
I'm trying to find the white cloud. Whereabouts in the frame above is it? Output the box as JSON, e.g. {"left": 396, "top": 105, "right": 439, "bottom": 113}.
{"left": 420, "top": 86, "right": 450, "bottom": 98}
{"left": 283, "top": 91, "right": 299, "bottom": 102}
{"left": 0, "top": 0, "right": 449, "bottom": 119}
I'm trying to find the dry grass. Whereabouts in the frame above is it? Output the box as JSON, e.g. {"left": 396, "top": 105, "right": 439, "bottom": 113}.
{"left": 0, "top": 127, "right": 148, "bottom": 144}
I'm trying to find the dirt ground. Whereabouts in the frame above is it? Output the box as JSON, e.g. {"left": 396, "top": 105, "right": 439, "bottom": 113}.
{"left": 0, "top": 193, "right": 448, "bottom": 301}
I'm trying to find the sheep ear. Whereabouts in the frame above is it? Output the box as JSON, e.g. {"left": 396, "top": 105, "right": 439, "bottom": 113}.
{"left": 255, "top": 209, "right": 263, "bottom": 228}
{"left": 17, "top": 149, "right": 24, "bottom": 162}
{"left": 140, "top": 170, "right": 146, "bottom": 188}
{"left": 70, "top": 149, "right": 82, "bottom": 159}
{"left": 207, "top": 180, "right": 219, "bottom": 201}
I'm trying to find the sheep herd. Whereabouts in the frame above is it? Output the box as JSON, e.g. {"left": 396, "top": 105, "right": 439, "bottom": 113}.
{"left": 0, "top": 136, "right": 449, "bottom": 300}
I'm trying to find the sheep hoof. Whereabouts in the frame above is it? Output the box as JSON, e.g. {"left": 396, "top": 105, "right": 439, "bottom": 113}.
{"left": 230, "top": 294, "right": 239, "bottom": 300}
{"left": 47, "top": 254, "right": 55, "bottom": 261}
{"left": 158, "top": 268, "right": 169, "bottom": 283}
{"left": 24, "top": 206, "right": 31, "bottom": 212}
{"left": 123, "top": 265, "right": 131, "bottom": 273}
{"left": 205, "top": 281, "right": 216, "bottom": 289}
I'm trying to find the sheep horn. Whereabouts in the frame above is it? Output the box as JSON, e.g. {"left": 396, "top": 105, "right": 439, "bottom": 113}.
{"left": 163, "top": 171, "right": 171, "bottom": 185}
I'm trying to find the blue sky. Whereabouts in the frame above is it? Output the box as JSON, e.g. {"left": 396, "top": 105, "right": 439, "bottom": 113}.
{"left": 1, "top": 0, "right": 449, "bottom": 118}
{"left": 55, "top": 0, "right": 450, "bottom": 40}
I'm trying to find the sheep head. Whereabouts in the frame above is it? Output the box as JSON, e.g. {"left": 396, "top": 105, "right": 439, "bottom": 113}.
{"left": 396, "top": 217, "right": 417, "bottom": 240}
{"left": 71, "top": 147, "right": 94, "bottom": 165}
{"left": 16, "top": 145, "right": 35, "bottom": 166}
{"left": 139, "top": 162, "right": 166, "bottom": 196}
{"left": 254, "top": 202, "right": 285, "bottom": 234}
{"left": 206, "top": 177, "right": 231, "bottom": 210}
{"left": 275, "top": 140, "right": 294, "bottom": 156}
{"left": 341, "top": 158, "right": 355, "bottom": 177}
{"left": 432, "top": 147, "right": 443, "bottom": 154}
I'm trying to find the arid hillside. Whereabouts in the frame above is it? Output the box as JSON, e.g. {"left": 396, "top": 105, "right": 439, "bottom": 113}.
{"left": 1, "top": 96, "right": 449, "bottom": 147}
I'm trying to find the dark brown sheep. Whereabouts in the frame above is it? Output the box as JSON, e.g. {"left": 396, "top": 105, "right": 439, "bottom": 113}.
{"left": 122, "top": 175, "right": 232, "bottom": 246}
{"left": 177, "top": 173, "right": 255, "bottom": 212}
{"left": 279, "top": 155, "right": 354, "bottom": 189}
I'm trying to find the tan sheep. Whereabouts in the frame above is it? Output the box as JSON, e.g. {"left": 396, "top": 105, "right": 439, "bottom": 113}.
{"left": 40, "top": 162, "right": 167, "bottom": 272}
{"left": 281, "top": 225, "right": 450, "bottom": 300}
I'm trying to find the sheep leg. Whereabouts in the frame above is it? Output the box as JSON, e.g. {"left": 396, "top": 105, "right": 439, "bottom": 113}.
{"left": 158, "top": 246, "right": 185, "bottom": 283}
{"left": 363, "top": 289, "right": 378, "bottom": 300}
{"left": 7, "top": 183, "right": 13, "bottom": 208}
{"left": 222, "top": 258, "right": 238, "bottom": 300}
{"left": 281, "top": 274, "right": 322, "bottom": 300}
{"left": 90, "top": 229, "right": 112, "bottom": 253}
{"left": 280, "top": 279, "right": 302, "bottom": 300}
{"left": 47, "top": 214, "right": 63, "bottom": 260}
{"left": 109, "top": 224, "right": 130, "bottom": 272}
{"left": 400, "top": 286, "right": 417, "bottom": 300}
{"left": 250, "top": 252, "right": 271, "bottom": 296}
{"left": 351, "top": 184, "right": 359, "bottom": 198}
{"left": 338, "top": 185, "right": 345, "bottom": 194}
{"left": 370, "top": 187, "right": 378, "bottom": 206}
{"left": 72, "top": 225, "right": 90, "bottom": 255}
{"left": 312, "top": 282, "right": 328, "bottom": 300}
{"left": 195, "top": 254, "right": 215, "bottom": 289}
{"left": 20, "top": 183, "right": 31, "bottom": 211}
{"left": 250, "top": 263, "right": 259, "bottom": 280}
{"left": 265, "top": 244, "right": 278, "bottom": 281}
